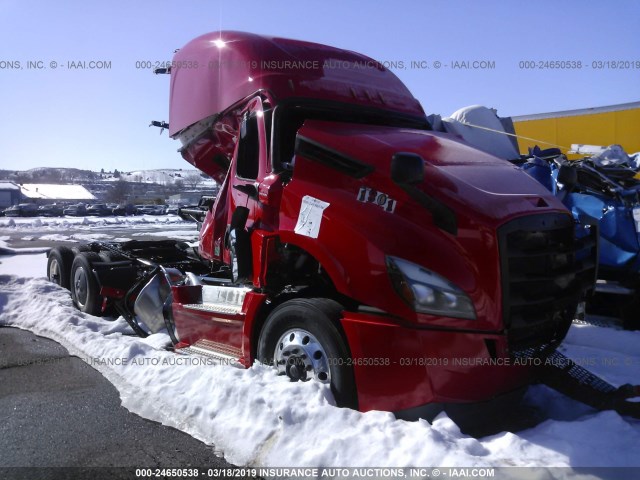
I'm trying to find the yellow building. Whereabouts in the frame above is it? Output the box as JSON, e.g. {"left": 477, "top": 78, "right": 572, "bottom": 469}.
{"left": 512, "top": 101, "right": 640, "bottom": 159}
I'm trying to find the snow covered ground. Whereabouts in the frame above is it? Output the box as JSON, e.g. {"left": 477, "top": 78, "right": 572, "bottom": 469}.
{"left": 0, "top": 251, "right": 639, "bottom": 471}
{"left": 0, "top": 214, "right": 198, "bottom": 245}
{"left": 0, "top": 214, "right": 190, "bottom": 230}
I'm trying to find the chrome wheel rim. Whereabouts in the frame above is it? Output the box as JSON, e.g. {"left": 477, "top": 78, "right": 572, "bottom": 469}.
{"left": 73, "top": 266, "right": 88, "bottom": 308}
{"left": 48, "top": 258, "right": 60, "bottom": 284}
{"left": 274, "top": 329, "right": 331, "bottom": 383}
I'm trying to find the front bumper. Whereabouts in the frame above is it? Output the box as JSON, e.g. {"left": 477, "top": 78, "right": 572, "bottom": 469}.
{"left": 341, "top": 312, "right": 533, "bottom": 413}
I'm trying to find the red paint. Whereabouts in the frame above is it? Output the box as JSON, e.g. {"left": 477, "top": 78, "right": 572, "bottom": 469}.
{"left": 240, "top": 292, "right": 268, "bottom": 367}
{"left": 250, "top": 230, "right": 280, "bottom": 288}
{"left": 99, "top": 286, "right": 126, "bottom": 299}
{"left": 172, "top": 303, "right": 245, "bottom": 352}
{"left": 341, "top": 312, "right": 531, "bottom": 412}
{"left": 167, "top": 31, "right": 581, "bottom": 413}
{"left": 169, "top": 31, "right": 423, "bottom": 138}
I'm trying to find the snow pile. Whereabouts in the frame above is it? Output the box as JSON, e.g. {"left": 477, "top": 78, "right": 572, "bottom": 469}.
{"left": 0, "top": 215, "right": 198, "bottom": 244}
{"left": 1, "top": 254, "right": 640, "bottom": 469}
{"left": 0, "top": 253, "right": 47, "bottom": 277}
{"left": 0, "top": 214, "right": 187, "bottom": 229}
{"left": 0, "top": 236, "right": 50, "bottom": 255}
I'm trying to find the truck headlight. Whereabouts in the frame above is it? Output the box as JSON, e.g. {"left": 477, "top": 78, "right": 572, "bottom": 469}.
{"left": 386, "top": 256, "right": 476, "bottom": 320}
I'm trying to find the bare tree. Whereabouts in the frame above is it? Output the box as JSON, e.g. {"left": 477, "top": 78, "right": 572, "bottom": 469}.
{"left": 43, "top": 170, "right": 63, "bottom": 184}
{"left": 183, "top": 173, "right": 203, "bottom": 189}
{"left": 107, "top": 179, "right": 130, "bottom": 203}
{"left": 14, "top": 172, "right": 31, "bottom": 184}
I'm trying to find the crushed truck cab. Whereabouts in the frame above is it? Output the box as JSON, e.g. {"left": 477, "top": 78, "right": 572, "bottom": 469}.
{"left": 48, "top": 32, "right": 598, "bottom": 416}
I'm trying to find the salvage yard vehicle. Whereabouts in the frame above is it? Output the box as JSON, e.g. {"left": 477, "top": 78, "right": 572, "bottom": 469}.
{"left": 525, "top": 148, "right": 640, "bottom": 329}
{"left": 136, "top": 204, "right": 167, "bottom": 215}
{"left": 433, "top": 105, "right": 640, "bottom": 329}
{"left": 112, "top": 203, "right": 138, "bottom": 216}
{"left": 38, "top": 203, "right": 65, "bottom": 217}
{"left": 46, "top": 32, "right": 640, "bottom": 419}
{"left": 4, "top": 203, "right": 38, "bottom": 217}
{"left": 63, "top": 203, "right": 87, "bottom": 216}
{"left": 86, "top": 203, "right": 113, "bottom": 216}
{"left": 177, "top": 196, "right": 215, "bottom": 223}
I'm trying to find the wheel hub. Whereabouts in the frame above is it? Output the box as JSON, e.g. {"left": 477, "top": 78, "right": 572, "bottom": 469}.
{"left": 286, "top": 356, "right": 308, "bottom": 381}
{"left": 49, "top": 258, "right": 60, "bottom": 283}
{"left": 274, "top": 329, "right": 331, "bottom": 384}
{"left": 73, "top": 267, "right": 88, "bottom": 308}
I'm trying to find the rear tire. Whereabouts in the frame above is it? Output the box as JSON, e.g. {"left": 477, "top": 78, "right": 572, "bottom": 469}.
{"left": 257, "top": 298, "right": 358, "bottom": 409}
{"left": 70, "top": 252, "right": 103, "bottom": 316}
{"left": 47, "top": 246, "right": 74, "bottom": 289}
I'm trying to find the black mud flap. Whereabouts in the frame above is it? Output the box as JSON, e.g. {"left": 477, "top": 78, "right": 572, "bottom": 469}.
{"left": 538, "top": 351, "right": 640, "bottom": 418}
{"left": 111, "top": 269, "right": 161, "bottom": 338}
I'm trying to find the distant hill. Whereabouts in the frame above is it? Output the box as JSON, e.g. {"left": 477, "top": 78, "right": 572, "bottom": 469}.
{"left": 0, "top": 167, "right": 215, "bottom": 187}
{"left": 0, "top": 167, "right": 98, "bottom": 184}
{"left": 105, "top": 169, "right": 215, "bottom": 188}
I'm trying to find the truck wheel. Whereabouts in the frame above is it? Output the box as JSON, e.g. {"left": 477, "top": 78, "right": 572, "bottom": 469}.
{"left": 70, "top": 252, "right": 103, "bottom": 316}
{"left": 47, "top": 246, "right": 74, "bottom": 289}
{"left": 257, "top": 298, "right": 358, "bottom": 409}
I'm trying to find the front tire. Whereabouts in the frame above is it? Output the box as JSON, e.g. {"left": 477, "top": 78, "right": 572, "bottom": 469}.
{"left": 257, "top": 298, "right": 358, "bottom": 409}
{"left": 70, "top": 252, "right": 103, "bottom": 316}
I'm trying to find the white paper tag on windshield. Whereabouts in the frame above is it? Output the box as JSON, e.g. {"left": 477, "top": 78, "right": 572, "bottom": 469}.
{"left": 294, "top": 195, "right": 330, "bottom": 239}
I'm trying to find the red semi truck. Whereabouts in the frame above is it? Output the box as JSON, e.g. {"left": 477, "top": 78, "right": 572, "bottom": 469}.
{"left": 47, "top": 32, "right": 611, "bottom": 417}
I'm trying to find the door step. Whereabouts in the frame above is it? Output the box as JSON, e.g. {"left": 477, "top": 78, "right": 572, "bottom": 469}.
{"left": 182, "top": 303, "right": 243, "bottom": 315}
{"left": 177, "top": 339, "right": 243, "bottom": 367}
{"left": 202, "top": 285, "right": 250, "bottom": 307}
{"left": 182, "top": 285, "right": 251, "bottom": 315}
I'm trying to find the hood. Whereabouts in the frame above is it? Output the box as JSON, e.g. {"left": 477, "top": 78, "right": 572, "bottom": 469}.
{"left": 296, "top": 120, "right": 567, "bottom": 226}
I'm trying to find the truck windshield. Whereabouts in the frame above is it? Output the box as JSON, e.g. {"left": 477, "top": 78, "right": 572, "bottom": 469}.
{"left": 271, "top": 101, "right": 429, "bottom": 172}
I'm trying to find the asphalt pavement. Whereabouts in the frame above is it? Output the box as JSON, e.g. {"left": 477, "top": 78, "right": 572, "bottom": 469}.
{"left": 0, "top": 326, "right": 240, "bottom": 478}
